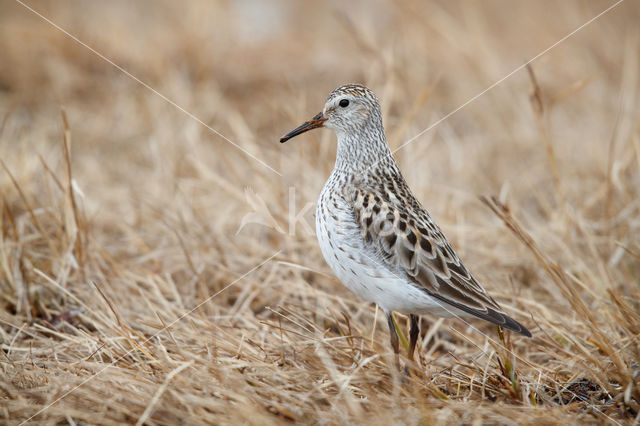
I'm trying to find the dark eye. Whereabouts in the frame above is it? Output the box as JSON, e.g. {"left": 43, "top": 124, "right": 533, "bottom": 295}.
{"left": 339, "top": 99, "right": 349, "bottom": 108}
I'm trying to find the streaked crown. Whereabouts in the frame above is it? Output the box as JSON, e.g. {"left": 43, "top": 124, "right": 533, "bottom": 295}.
{"left": 322, "top": 84, "right": 383, "bottom": 137}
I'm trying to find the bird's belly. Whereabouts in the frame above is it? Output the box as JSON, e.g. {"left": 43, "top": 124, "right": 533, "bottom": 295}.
{"left": 315, "top": 192, "right": 455, "bottom": 316}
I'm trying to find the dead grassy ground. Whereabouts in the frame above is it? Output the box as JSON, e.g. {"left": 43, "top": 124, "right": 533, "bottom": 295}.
{"left": 1, "top": 0, "right": 639, "bottom": 424}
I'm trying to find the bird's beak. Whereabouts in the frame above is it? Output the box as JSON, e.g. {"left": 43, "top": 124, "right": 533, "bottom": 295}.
{"left": 280, "top": 112, "right": 326, "bottom": 143}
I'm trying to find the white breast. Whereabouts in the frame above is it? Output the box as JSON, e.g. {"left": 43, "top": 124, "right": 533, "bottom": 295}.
{"left": 315, "top": 176, "right": 455, "bottom": 316}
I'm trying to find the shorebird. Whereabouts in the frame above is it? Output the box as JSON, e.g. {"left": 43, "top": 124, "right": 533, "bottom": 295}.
{"left": 280, "top": 84, "right": 531, "bottom": 366}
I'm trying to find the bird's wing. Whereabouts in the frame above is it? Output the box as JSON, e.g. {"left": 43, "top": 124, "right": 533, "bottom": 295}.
{"left": 351, "top": 186, "right": 531, "bottom": 336}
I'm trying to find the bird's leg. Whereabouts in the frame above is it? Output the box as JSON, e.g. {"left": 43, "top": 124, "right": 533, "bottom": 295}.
{"left": 386, "top": 312, "right": 400, "bottom": 370}
{"left": 408, "top": 314, "right": 420, "bottom": 362}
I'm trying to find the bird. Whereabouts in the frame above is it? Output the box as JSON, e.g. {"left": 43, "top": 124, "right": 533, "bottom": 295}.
{"left": 280, "top": 84, "right": 531, "bottom": 366}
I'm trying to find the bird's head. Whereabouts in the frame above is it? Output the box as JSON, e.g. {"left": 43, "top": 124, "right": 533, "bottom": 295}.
{"left": 280, "top": 84, "right": 381, "bottom": 143}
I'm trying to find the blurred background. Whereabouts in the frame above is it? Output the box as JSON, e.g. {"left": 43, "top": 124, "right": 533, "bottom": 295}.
{"left": 1, "top": 0, "right": 639, "bottom": 423}
{"left": 2, "top": 0, "right": 637, "bottom": 254}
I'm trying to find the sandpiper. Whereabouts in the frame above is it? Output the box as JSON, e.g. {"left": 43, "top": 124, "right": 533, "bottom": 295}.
{"left": 280, "top": 84, "right": 531, "bottom": 365}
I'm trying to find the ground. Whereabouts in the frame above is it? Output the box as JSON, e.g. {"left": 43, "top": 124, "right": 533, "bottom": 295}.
{"left": 0, "top": 1, "right": 639, "bottom": 424}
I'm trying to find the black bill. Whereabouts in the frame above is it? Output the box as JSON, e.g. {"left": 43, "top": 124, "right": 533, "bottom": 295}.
{"left": 280, "top": 112, "right": 326, "bottom": 143}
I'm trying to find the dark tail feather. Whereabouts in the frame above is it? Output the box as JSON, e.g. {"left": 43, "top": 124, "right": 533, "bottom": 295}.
{"left": 430, "top": 292, "right": 532, "bottom": 337}
{"left": 485, "top": 307, "right": 532, "bottom": 337}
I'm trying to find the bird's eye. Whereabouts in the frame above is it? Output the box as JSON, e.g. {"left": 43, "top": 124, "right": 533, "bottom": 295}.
{"left": 339, "top": 99, "right": 349, "bottom": 108}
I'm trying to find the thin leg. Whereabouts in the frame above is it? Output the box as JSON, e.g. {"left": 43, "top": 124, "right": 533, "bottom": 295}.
{"left": 408, "top": 314, "right": 420, "bottom": 362}
{"left": 386, "top": 312, "right": 400, "bottom": 370}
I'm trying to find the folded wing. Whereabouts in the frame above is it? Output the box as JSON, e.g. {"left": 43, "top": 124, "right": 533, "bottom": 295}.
{"left": 351, "top": 186, "right": 531, "bottom": 337}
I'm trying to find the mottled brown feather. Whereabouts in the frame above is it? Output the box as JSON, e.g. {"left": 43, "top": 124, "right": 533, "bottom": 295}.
{"left": 350, "top": 179, "right": 531, "bottom": 336}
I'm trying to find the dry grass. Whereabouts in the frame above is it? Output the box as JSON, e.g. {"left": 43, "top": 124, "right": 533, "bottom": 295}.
{"left": 1, "top": 0, "right": 639, "bottom": 424}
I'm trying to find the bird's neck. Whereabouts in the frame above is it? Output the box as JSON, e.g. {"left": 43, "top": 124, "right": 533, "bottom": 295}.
{"left": 333, "top": 116, "right": 397, "bottom": 176}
